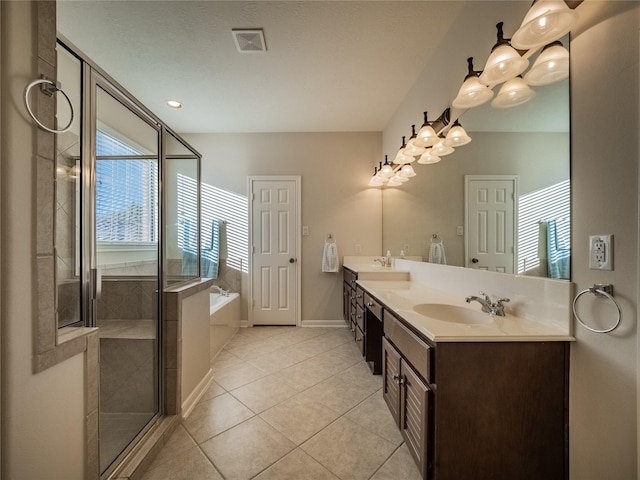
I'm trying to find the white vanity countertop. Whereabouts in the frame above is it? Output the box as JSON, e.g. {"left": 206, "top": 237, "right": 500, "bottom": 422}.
{"left": 357, "top": 279, "right": 575, "bottom": 343}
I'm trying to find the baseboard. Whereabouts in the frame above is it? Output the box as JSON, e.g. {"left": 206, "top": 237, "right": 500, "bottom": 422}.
{"left": 181, "top": 368, "right": 214, "bottom": 420}
{"left": 300, "top": 319, "right": 348, "bottom": 327}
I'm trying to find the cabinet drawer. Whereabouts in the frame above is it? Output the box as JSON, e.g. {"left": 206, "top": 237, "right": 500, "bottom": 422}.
{"left": 356, "top": 304, "right": 365, "bottom": 332}
{"left": 343, "top": 268, "right": 357, "bottom": 285}
{"left": 355, "top": 326, "right": 365, "bottom": 356}
{"left": 384, "top": 311, "right": 433, "bottom": 384}
{"left": 356, "top": 286, "right": 365, "bottom": 308}
{"left": 364, "top": 292, "right": 383, "bottom": 320}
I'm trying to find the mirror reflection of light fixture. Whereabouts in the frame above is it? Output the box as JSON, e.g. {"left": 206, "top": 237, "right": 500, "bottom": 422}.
{"left": 479, "top": 22, "right": 529, "bottom": 86}
{"left": 452, "top": 57, "right": 494, "bottom": 109}
{"left": 511, "top": 0, "right": 579, "bottom": 51}
{"left": 413, "top": 112, "right": 439, "bottom": 148}
{"left": 386, "top": 177, "right": 403, "bottom": 187}
{"left": 524, "top": 41, "right": 569, "bottom": 86}
{"left": 417, "top": 149, "right": 441, "bottom": 164}
{"left": 403, "top": 125, "right": 427, "bottom": 157}
{"left": 443, "top": 120, "right": 472, "bottom": 147}
{"left": 399, "top": 164, "right": 416, "bottom": 178}
{"left": 391, "top": 174, "right": 409, "bottom": 183}
{"left": 68, "top": 163, "right": 80, "bottom": 180}
{"left": 378, "top": 155, "right": 394, "bottom": 178}
{"left": 491, "top": 75, "right": 536, "bottom": 109}
{"left": 431, "top": 137, "right": 455, "bottom": 157}
{"left": 368, "top": 175, "right": 385, "bottom": 187}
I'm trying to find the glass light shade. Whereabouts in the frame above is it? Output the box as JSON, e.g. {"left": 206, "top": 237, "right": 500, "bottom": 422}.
{"left": 402, "top": 137, "right": 427, "bottom": 157}
{"left": 478, "top": 44, "right": 529, "bottom": 86}
{"left": 394, "top": 150, "right": 416, "bottom": 164}
{"left": 386, "top": 178, "right": 402, "bottom": 187}
{"left": 511, "top": 0, "right": 578, "bottom": 50}
{"left": 413, "top": 124, "right": 438, "bottom": 148}
{"left": 431, "top": 140, "right": 455, "bottom": 157}
{"left": 369, "top": 177, "right": 385, "bottom": 187}
{"left": 399, "top": 164, "right": 416, "bottom": 178}
{"left": 417, "top": 149, "right": 441, "bottom": 164}
{"left": 379, "top": 163, "right": 394, "bottom": 178}
{"left": 443, "top": 123, "right": 471, "bottom": 147}
{"left": 491, "top": 76, "right": 536, "bottom": 109}
{"left": 391, "top": 174, "right": 409, "bottom": 183}
{"left": 452, "top": 76, "right": 494, "bottom": 109}
{"left": 524, "top": 42, "right": 569, "bottom": 86}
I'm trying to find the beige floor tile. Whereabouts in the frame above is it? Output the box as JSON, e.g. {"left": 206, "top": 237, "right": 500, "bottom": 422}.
{"left": 140, "top": 446, "right": 223, "bottom": 480}
{"left": 279, "top": 357, "right": 339, "bottom": 391}
{"left": 246, "top": 345, "right": 312, "bottom": 373}
{"left": 199, "top": 379, "right": 226, "bottom": 402}
{"left": 183, "top": 393, "right": 254, "bottom": 444}
{"left": 211, "top": 351, "right": 244, "bottom": 372}
{"left": 201, "top": 416, "right": 295, "bottom": 480}
{"left": 253, "top": 448, "right": 340, "bottom": 480}
{"left": 301, "top": 417, "right": 396, "bottom": 480}
{"left": 143, "top": 425, "right": 197, "bottom": 471}
{"left": 260, "top": 393, "right": 340, "bottom": 445}
{"left": 345, "top": 390, "right": 404, "bottom": 446}
{"left": 213, "top": 361, "right": 268, "bottom": 390}
{"left": 230, "top": 373, "right": 298, "bottom": 413}
{"left": 302, "top": 368, "right": 381, "bottom": 415}
{"left": 370, "top": 443, "right": 423, "bottom": 480}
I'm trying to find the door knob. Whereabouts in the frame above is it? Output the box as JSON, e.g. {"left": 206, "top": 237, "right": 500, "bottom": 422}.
{"left": 471, "top": 258, "right": 479, "bottom": 263}
{"left": 289, "top": 258, "right": 296, "bottom": 263}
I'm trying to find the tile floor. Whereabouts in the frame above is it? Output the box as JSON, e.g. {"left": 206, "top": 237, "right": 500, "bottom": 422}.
{"left": 141, "top": 326, "right": 423, "bottom": 480}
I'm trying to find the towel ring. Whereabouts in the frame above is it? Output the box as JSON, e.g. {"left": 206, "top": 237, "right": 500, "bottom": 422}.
{"left": 24, "top": 79, "right": 74, "bottom": 134}
{"left": 431, "top": 234, "right": 442, "bottom": 244}
{"left": 572, "top": 284, "right": 621, "bottom": 334}
{"left": 326, "top": 234, "right": 336, "bottom": 244}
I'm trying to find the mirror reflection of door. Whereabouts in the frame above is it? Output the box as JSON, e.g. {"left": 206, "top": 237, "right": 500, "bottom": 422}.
{"left": 93, "top": 84, "right": 161, "bottom": 475}
{"left": 465, "top": 175, "right": 517, "bottom": 273}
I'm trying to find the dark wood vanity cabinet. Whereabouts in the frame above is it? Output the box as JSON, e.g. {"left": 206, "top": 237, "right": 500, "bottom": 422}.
{"left": 383, "top": 310, "right": 569, "bottom": 480}
{"left": 364, "top": 292, "right": 383, "bottom": 374}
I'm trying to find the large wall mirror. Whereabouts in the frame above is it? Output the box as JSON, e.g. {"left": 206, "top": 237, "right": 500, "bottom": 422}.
{"left": 382, "top": 38, "right": 570, "bottom": 280}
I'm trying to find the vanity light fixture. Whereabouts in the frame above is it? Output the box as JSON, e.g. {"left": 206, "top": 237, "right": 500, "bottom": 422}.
{"left": 417, "top": 149, "right": 441, "bottom": 164}
{"left": 524, "top": 41, "right": 570, "bottom": 86}
{"left": 452, "top": 58, "right": 494, "bottom": 109}
{"left": 478, "top": 22, "right": 529, "bottom": 87}
{"left": 402, "top": 125, "right": 427, "bottom": 157}
{"left": 378, "top": 155, "right": 394, "bottom": 178}
{"left": 386, "top": 177, "right": 403, "bottom": 187}
{"left": 511, "top": 0, "right": 579, "bottom": 51}
{"left": 399, "top": 164, "right": 417, "bottom": 178}
{"left": 394, "top": 136, "right": 416, "bottom": 164}
{"left": 431, "top": 136, "right": 455, "bottom": 157}
{"left": 491, "top": 75, "right": 536, "bottom": 109}
{"left": 443, "top": 120, "right": 472, "bottom": 147}
{"left": 391, "top": 173, "right": 409, "bottom": 183}
{"left": 413, "top": 112, "right": 439, "bottom": 148}
{"left": 166, "top": 100, "right": 183, "bottom": 109}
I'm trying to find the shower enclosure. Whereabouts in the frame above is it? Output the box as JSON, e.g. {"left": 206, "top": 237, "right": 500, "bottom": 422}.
{"left": 56, "top": 41, "right": 201, "bottom": 477}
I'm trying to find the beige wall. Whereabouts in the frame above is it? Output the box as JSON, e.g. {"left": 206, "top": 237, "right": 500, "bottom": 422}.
{"left": 570, "top": 3, "right": 639, "bottom": 478}
{"left": 381, "top": 2, "right": 640, "bottom": 478}
{"left": 1, "top": 2, "right": 86, "bottom": 479}
{"left": 184, "top": 132, "right": 383, "bottom": 322}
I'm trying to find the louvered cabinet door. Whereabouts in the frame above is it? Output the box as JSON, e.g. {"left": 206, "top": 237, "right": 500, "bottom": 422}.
{"left": 401, "top": 360, "right": 431, "bottom": 479}
{"left": 382, "top": 337, "right": 402, "bottom": 426}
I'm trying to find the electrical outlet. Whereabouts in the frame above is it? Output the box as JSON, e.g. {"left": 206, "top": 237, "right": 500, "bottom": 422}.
{"left": 589, "top": 234, "right": 613, "bottom": 270}
{"left": 302, "top": 226, "right": 309, "bottom": 236}
{"left": 456, "top": 226, "right": 464, "bottom": 236}
{"left": 403, "top": 244, "right": 410, "bottom": 253}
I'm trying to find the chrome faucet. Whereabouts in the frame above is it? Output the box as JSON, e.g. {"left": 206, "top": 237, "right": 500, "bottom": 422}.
{"left": 211, "top": 285, "right": 229, "bottom": 297}
{"left": 465, "top": 291, "right": 510, "bottom": 316}
{"left": 374, "top": 258, "right": 388, "bottom": 267}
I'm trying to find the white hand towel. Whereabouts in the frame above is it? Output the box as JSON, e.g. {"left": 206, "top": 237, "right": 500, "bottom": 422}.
{"left": 322, "top": 241, "right": 339, "bottom": 272}
{"left": 428, "top": 242, "right": 447, "bottom": 265}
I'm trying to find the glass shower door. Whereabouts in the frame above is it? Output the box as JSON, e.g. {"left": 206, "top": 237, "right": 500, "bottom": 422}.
{"left": 92, "top": 84, "right": 161, "bottom": 475}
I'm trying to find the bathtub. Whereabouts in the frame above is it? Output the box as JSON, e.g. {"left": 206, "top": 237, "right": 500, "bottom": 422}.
{"left": 209, "top": 291, "right": 240, "bottom": 361}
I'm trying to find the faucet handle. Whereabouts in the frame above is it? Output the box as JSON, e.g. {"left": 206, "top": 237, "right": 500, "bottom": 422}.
{"left": 496, "top": 298, "right": 510, "bottom": 305}
{"left": 479, "top": 291, "right": 491, "bottom": 302}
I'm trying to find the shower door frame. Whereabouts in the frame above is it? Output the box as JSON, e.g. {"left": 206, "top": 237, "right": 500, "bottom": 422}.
{"left": 83, "top": 68, "right": 165, "bottom": 478}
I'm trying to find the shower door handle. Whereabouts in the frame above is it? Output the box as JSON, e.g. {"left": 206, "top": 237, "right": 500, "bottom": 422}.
{"left": 91, "top": 268, "right": 102, "bottom": 300}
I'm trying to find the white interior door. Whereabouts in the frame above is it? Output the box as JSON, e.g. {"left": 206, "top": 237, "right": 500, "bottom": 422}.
{"left": 465, "top": 175, "right": 517, "bottom": 273}
{"left": 249, "top": 177, "right": 300, "bottom": 326}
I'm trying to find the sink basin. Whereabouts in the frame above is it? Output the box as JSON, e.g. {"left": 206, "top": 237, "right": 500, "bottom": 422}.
{"left": 413, "top": 303, "right": 493, "bottom": 325}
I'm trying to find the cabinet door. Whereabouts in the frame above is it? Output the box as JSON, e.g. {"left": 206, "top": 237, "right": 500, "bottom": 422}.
{"left": 401, "top": 360, "right": 431, "bottom": 479}
{"left": 382, "top": 337, "right": 402, "bottom": 426}
{"left": 342, "top": 283, "right": 350, "bottom": 324}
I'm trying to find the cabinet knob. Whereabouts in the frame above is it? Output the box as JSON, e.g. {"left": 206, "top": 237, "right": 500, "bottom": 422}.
{"left": 367, "top": 302, "right": 373, "bottom": 307}
{"left": 356, "top": 337, "right": 363, "bottom": 342}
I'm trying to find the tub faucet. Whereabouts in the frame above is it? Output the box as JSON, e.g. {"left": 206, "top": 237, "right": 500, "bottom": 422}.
{"left": 211, "top": 285, "right": 229, "bottom": 297}
{"left": 465, "top": 292, "right": 510, "bottom": 316}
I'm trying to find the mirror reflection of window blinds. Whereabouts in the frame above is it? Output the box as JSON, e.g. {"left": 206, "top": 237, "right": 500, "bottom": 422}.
{"left": 95, "top": 130, "right": 158, "bottom": 243}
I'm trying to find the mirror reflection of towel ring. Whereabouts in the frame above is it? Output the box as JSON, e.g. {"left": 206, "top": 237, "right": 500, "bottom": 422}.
{"left": 24, "top": 79, "right": 74, "bottom": 134}
{"left": 572, "top": 284, "right": 621, "bottom": 334}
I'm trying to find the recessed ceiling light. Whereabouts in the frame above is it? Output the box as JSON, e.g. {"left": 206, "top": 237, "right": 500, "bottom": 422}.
{"left": 167, "top": 100, "right": 182, "bottom": 109}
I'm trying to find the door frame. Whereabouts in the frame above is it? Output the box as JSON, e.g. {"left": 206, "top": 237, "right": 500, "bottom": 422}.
{"left": 464, "top": 175, "right": 518, "bottom": 272}
{"left": 247, "top": 176, "right": 302, "bottom": 327}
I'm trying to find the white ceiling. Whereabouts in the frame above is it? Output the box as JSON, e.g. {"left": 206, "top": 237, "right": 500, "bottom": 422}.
{"left": 57, "top": 1, "right": 569, "bottom": 135}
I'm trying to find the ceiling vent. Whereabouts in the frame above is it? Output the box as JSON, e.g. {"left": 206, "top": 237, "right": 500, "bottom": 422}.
{"left": 232, "top": 29, "right": 267, "bottom": 53}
